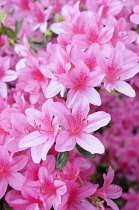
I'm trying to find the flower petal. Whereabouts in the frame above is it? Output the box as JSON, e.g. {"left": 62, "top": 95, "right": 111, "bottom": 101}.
{"left": 55, "top": 131, "right": 76, "bottom": 152}
{"left": 115, "top": 81, "right": 135, "bottom": 97}
{"left": 19, "top": 131, "right": 46, "bottom": 148}
{"left": 76, "top": 133, "right": 104, "bottom": 154}
{"left": 0, "top": 177, "right": 8, "bottom": 199}
{"left": 85, "top": 111, "right": 111, "bottom": 133}
{"left": 7, "top": 172, "right": 25, "bottom": 190}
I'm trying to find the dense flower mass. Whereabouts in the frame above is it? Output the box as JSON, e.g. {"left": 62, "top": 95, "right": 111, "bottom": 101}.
{"left": 0, "top": 0, "right": 139, "bottom": 209}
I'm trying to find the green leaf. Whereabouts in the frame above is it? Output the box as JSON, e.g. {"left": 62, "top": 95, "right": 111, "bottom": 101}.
{"left": 56, "top": 151, "right": 69, "bottom": 170}
{"left": 15, "top": 19, "right": 23, "bottom": 34}
{"left": 4, "top": 27, "right": 17, "bottom": 40}
{"left": 31, "top": 41, "right": 46, "bottom": 47}
{"left": 45, "top": 36, "right": 51, "bottom": 43}
{"left": 76, "top": 144, "right": 96, "bottom": 158}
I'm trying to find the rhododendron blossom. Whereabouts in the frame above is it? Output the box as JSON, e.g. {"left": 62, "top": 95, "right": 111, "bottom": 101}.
{"left": 19, "top": 99, "right": 59, "bottom": 163}
{"left": 0, "top": 146, "right": 28, "bottom": 199}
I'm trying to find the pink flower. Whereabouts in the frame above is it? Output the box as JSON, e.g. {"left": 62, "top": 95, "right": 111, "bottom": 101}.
{"left": 53, "top": 98, "right": 110, "bottom": 154}
{"left": 37, "top": 166, "right": 67, "bottom": 209}
{"left": 98, "top": 42, "right": 139, "bottom": 97}
{"left": 19, "top": 99, "right": 59, "bottom": 163}
{"left": 16, "top": 54, "right": 49, "bottom": 102}
{"left": 30, "top": 2, "right": 52, "bottom": 33}
{"left": 95, "top": 167, "right": 122, "bottom": 210}
{"left": 5, "top": 187, "right": 43, "bottom": 210}
{"left": 122, "top": 188, "right": 139, "bottom": 209}
{"left": 42, "top": 44, "right": 71, "bottom": 98}
{"left": 0, "top": 56, "right": 17, "bottom": 98}
{"left": 59, "top": 60, "right": 103, "bottom": 107}
{"left": 58, "top": 181, "right": 98, "bottom": 210}
{"left": 0, "top": 146, "right": 28, "bottom": 199}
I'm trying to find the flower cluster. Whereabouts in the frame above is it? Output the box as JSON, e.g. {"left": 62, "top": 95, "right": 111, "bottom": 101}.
{"left": 0, "top": 0, "right": 139, "bottom": 209}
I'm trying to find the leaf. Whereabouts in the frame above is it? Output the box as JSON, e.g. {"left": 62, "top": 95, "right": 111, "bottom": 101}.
{"left": 45, "top": 36, "right": 51, "bottom": 43}
{"left": 56, "top": 151, "right": 69, "bottom": 170}
{"left": 15, "top": 19, "right": 23, "bottom": 34}
{"left": 76, "top": 144, "right": 96, "bottom": 158}
{"left": 31, "top": 41, "right": 46, "bottom": 47}
{"left": 4, "top": 27, "right": 17, "bottom": 40}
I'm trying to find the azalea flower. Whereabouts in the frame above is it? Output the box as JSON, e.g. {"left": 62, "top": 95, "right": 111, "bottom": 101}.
{"left": 53, "top": 98, "right": 110, "bottom": 154}
{"left": 95, "top": 167, "right": 122, "bottom": 210}
{"left": 0, "top": 146, "right": 28, "bottom": 199}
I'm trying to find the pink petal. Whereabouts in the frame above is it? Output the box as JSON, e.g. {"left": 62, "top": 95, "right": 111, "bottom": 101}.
{"left": 133, "top": 5, "right": 139, "bottom": 13}
{"left": 5, "top": 189, "right": 30, "bottom": 209}
{"left": 103, "top": 166, "right": 114, "bottom": 187}
{"left": 76, "top": 184, "right": 98, "bottom": 199}
{"left": 76, "top": 133, "right": 104, "bottom": 154}
{"left": 11, "top": 113, "right": 28, "bottom": 133}
{"left": 106, "top": 184, "right": 122, "bottom": 199}
{"left": 31, "top": 144, "right": 44, "bottom": 163}
{"left": 66, "top": 89, "right": 81, "bottom": 108}
{"left": 0, "top": 81, "right": 7, "bottom": 98}
{"left": 130, "top": 14, "right": 139, "bottom": 25}
{"left": 19, "top": 131, "right": 46, "bottom": 148}
{"left": 2, "top": 57, "right": 10, "bottom": 71}
{"left": 99, "top": 26, "right": 114, "bottom": 44}
{"left": 27, "top": 204, "right": 40, "bottom": 210}
{"left": 0, "top": 177, "right": 8, "bottom": 199}
{"left": 54, "top": 180, "right": 67, "bottom": 196}
{"left": 85, "top": 111, "right": 111, "bottom": 133}
{"left": 7, "top": 172, "right": 25, "bottom": 190}
{"left": 80, "top": 199, "right": 97, "bottom": 210}
{"left": 72, "top": 95, "right": 89, "bottom": 120}
{"left": 108, "top": 1, "right": 123, "bottom": 16}
{"left": 82, "top": 87, "right": 101, "bottom": 106}
{"left": 55, "top": 131, "right": 76, "bottom": 152}
{"left": 41, "top": 138, "right": 55, "bottom": 161}
{"left": 10, "top": 155, "right": 28, "bottom": 172}
{"left": 107, "top": 198, "right": 119, "bottom": 210}
{"left": 0, "top": 146, "right": 9, "bottom": 162}
{"left": 45, "top": 80, "right": 64, "bottom": 98}
{"left": 25, "top": 108, "right": 42, "bottom": 127}
{"left": 114, "top": 81, "right": 135, "bottom": 97}
{"left": 3, "top": 70, "right": 18, "bottom": 82}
